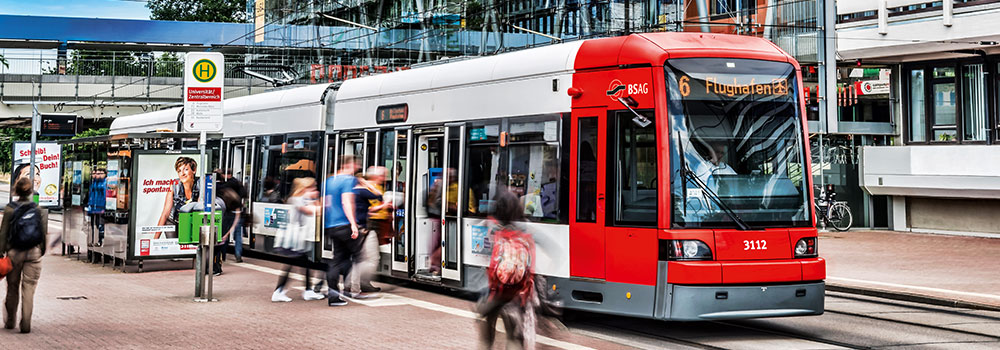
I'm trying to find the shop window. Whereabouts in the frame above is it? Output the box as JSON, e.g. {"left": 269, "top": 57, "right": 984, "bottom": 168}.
{"left": 962, "top": 64, "right": 987, "bottom": 141}
{"left": 931, "top": 81, "right": 957, "bottom": 141}
{"left": 837, "top": 67, "right": 892, "bottom": 123}
{"left": 909, "top": 69, "right": 926, "bottom": 142}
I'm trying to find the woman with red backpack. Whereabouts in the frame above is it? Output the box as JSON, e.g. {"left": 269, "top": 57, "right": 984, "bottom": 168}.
{"left": 478, "top": 190, "right": 537, "bottom": 350}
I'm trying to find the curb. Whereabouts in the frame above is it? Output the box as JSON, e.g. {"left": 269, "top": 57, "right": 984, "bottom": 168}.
{"left": 827, "top": 283, "right": 1000, "bottom": 312}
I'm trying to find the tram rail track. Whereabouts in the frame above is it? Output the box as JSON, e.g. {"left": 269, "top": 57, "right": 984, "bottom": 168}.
{"left": 565, "top": 292, "right": 1000, "bottom": 350}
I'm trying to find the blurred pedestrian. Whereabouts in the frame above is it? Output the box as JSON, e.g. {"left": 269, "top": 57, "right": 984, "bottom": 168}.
{"left": 0, "top": 177, "right": 47, "bottom": 333}
{"left": 478, "top": 190, "right": 536, "bottom": 350}
{"left": 214, "top": 187, "right": 241, "bottom": 276}
{"left": 323, "top": 155, "right": 362, "bottom": 306}
{"left": 272, "top": 177, "right": 326, "bottom": 302}
{"left": 217, "top": 169, "right": 247, "bottom": 263}
{"left": 349, "top": 167, "right": 391, "bottom": 297}
{"left": 260, "top": 177, "right": 281, "bottom": 203}
{"left": 366, "top": 167, "right": 393, "bottom": 246}
{"left": 87, "top": 168, "right": 106, "bottom": 247}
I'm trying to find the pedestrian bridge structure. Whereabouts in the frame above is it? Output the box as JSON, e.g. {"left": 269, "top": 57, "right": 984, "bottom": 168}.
{"left": 0, "top": 14, "right": 560, "bottom": 123}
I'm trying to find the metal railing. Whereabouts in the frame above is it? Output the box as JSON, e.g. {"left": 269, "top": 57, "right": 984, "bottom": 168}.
{"left": 0, "top": 53, "right": 314, "bottom": 105}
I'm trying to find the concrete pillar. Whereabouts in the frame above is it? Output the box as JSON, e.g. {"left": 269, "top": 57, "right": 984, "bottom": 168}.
{"left": 695, "top": 0, "right": 711, "bottom": 33}
{"left": 890, "top": 196, "right": 907, "bottom": 231}
{"left": 819, "top": 0, "right": 837, "bottom": 134}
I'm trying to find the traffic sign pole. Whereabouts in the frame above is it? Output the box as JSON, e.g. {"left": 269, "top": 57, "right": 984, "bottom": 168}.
{"left": 184, "top": 52, "right": 223, "bottom": 302}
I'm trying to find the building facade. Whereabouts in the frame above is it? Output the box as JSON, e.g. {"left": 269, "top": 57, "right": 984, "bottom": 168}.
{"left": 838, "top": 0, "right": 1000, "bottom": 236}
{"left": 245, "top": 0, "right": 829, "bottom": 84}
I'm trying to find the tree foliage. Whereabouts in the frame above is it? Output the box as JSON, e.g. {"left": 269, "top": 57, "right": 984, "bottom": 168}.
{"left": 147, "top": 0, "right": 248, "bottom": 23}
{"left": 72, "top": 128, "right": 111, "bottom": 140}
{"left": 0, "top": 128, "right": 33, "bottom": 174}
{"left": 44, "top": 51, "right": 183, "bottom": 77}
{"left": 69, "top": 128, "right": 111, "bottom": 154}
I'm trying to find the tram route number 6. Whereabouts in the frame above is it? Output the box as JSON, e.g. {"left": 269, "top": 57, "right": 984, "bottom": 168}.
{"left": 743, "top": 240, "right": 767, "bottom": 251}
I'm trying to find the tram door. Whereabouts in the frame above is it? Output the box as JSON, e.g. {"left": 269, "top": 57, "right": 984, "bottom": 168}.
{"left": 570, "top": 109, "right": 607, "bottom": 279}
{"left": 410, "top": 127, "right": 464, "bottom": 283}
{"left": 389, "top": 129, "right": 410, "bottom": 275}
{"left": 230, "top": 138, "right": 255, "bottom": 245}
{"left": 322, "top": 133, "right": 365, "bottom": 259}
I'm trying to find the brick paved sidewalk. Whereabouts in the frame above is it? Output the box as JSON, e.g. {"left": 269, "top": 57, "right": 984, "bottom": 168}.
{"left": 0, "top": 255, "right": 625, "bottom": 349}
{"left": 821, "top": 230, "right": 1000, "bottom": 308}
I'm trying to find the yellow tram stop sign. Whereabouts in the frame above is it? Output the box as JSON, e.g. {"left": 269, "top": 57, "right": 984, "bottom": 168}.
{"left": 183, "top": 52, "right": 224, "bottom": 132}
{"left": 192, "top": 59, "right": 217, "bottom": 83}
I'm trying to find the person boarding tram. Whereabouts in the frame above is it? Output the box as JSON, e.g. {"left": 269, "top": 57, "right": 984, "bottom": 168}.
{"left": 323, "top": 155, "right": 363, "bottom": 306}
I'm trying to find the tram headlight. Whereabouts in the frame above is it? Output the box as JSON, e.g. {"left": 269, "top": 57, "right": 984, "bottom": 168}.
{"left": 683, "top": 241, "right": 699, "bottom": 257}
{"left": 794, "top": 237, "right": 817, "bottom": 258}
{"left": 662, "top": 240, "right": 712, "bottom": 260}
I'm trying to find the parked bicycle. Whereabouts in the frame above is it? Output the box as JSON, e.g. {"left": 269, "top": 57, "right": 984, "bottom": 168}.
{"left": 814, "top": 184, "right": 852, "bottom": 231}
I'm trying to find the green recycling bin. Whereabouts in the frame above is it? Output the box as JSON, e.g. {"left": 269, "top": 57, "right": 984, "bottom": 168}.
{"left": 177, "top": 212, "right": 223, "bottom": 245}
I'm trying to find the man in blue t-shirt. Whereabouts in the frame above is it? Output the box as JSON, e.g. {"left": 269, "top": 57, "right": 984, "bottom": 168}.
{"left": 323, "top": 155, "right": 361, "bottom": 306}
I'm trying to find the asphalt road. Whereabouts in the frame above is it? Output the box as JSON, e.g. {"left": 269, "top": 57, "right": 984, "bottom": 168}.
{"left": 563, "top": 291, "right": 1000, "bottom": 349}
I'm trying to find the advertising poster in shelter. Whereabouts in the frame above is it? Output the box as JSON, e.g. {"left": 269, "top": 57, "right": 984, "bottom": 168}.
{"left": 105, "top": 159, "right": 120, "bottom": 211}
{"left": 131, "top": 152, "right": 200, "bottom": 257}
{"left": 71, "top": 161, "right": 82, "bottom": 206}
{"left": 11, "top": 142, "right": 62, "bottom": 207}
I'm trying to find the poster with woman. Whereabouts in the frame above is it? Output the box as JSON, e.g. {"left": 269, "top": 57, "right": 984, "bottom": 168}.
{"left": 11, "top": 142, "right": 62, "bottom": 207}
{"left": 131, "top": 152, "right": 201, "bottom": 258}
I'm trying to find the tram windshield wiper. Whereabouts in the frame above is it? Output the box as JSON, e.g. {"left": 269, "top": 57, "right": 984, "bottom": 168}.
{"left": 677, "top": 134, "right": 752, "bottom": 231}
{"left": 617, "top": 97, "right": 652, "bottom": 127}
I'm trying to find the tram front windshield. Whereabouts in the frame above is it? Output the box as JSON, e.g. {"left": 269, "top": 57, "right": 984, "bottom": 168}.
{"left": 666, "top": 58, "right": 810, "bottom": 229}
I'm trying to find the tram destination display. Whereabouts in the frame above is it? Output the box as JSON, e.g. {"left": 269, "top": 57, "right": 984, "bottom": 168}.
{"left": 130, "top": 152, "right": 201, "bottom": 258}
{"left": 11, "top": 142, "right": 62, "bottom": 207}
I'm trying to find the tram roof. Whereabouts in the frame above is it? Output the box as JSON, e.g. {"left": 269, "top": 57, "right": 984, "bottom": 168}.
{"left": 334, "top": 40, "right": 585, "bottom": 103}
{"left": 110, "top": 83, "right": 335, "bottom": 135}
{"left": 109, "top": 108, "right": 182, "bottom": 135}
{"left": 335, "top": 32, "right": 792, "bottom": 103}
{"left": 573, "top": 32, "right": 794, "bottom": 70}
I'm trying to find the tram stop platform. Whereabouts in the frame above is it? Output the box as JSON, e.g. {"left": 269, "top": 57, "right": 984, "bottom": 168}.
{"left": 0, "top": 254, "right": 624, "bottom": 349}
{"left": 821, "top": 229, "right": 1000, "bottom": 310}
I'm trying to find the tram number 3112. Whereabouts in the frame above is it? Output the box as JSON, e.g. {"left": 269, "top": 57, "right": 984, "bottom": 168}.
{"left": 743, "top": 240, "right": 768, "bottom": 250}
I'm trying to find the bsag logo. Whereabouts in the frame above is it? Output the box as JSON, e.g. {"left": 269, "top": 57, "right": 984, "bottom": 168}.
{"left": 606, "top": 79, "right": 649, "bottom": 101}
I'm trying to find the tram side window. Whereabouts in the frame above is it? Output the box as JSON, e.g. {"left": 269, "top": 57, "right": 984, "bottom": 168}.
{"left": 257, "top": 134, "right": 320, "bottom": 203}
{"left": 465, "top": 122, "right": 501, "bottom": 218}
{"left": 464, "top": 119, "right": 563, "bottom": 223}
{"left": 612, "top": 111, "right": 658, "bottom": 226}
{"left": 577, "top": 117, "right": 598, "bottom": 223}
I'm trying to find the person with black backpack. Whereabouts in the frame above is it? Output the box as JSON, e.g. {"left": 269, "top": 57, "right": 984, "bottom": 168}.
{"left": 0, "top": 177, "right": 47, "bottom": 334}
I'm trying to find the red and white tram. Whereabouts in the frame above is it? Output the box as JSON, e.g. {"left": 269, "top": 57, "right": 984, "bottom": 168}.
{"left": 111, "top": 32, "right": 824, "bottom": 321}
